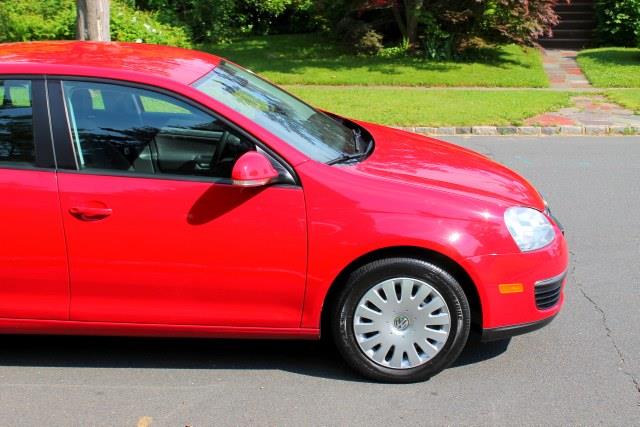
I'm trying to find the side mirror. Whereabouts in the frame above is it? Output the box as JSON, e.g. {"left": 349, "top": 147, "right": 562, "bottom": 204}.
{"left": 231, "top": 151, "right": 279, "bottom": 187}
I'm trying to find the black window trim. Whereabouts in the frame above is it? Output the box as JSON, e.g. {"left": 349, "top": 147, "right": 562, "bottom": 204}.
{"left": 46, "top": 76, "right": 301, "bottom": 187}
{"left": 0, "top": 75, "right": 56, "bottom": 171}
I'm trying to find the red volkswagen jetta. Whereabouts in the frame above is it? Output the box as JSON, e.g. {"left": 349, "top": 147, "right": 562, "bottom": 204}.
{"left": 0, "top": 42, "right": 568, "bottom": 382}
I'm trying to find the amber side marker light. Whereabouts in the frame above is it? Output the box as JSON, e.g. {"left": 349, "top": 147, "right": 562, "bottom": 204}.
{"left": 498, "top": 283, "right": 524, "bottom": 294}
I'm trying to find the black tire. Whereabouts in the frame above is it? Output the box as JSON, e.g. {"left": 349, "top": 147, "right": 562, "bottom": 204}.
{"left": 331, "top": 257, "right": 471, "bottom": 383}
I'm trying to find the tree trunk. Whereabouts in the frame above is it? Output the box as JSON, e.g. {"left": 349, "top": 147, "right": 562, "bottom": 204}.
{"left": 405, "top": 0, "right": 423, "bottom": 45}
{"left": 392, "top": 0, "right": 424, "bottom": 45}
{"left": 391, "top": 3, "right": 408, "bottom": 41}
{"left": 76, "top": 0, "right": 111, "bottom": 41}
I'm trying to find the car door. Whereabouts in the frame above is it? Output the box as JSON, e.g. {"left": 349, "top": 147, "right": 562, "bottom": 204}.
{"left": 50, "top": 79, "right": 307, "bottom": 328}
{"left": 0, "top": 78, "right": 69, "bottom": 320}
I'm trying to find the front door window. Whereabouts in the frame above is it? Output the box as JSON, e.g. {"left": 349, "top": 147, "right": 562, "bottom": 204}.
{"left": 62, "top": 81, "right": 254, "bottom": 179}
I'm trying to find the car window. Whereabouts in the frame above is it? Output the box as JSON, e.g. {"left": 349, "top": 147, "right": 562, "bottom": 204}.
{"left": 0, "top": 80, "right": 35, "bottom": 166}
{"left": 193, "top": 61, "right": 357, "bottom": 163}
{"left": 139, "top": 95, "right": 190, "bottom": 114}
{"left": 61, "top": 81, "right": 255, "bottom": 179}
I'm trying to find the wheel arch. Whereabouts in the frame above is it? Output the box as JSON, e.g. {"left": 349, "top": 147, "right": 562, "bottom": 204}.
{"left": 320, "top": 246, "right": 483, "bottom": 337}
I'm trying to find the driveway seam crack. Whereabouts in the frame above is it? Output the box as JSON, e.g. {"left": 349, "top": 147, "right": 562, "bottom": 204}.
{"left": 569, "top": 250, "right": 640, "bottom": 404}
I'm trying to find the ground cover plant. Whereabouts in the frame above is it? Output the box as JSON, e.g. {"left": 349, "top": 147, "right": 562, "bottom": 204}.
{"left": 577, "top": 48, "right": 640, "bottom": 88}
{"left": 208, "top": 34, "right": 549, "bottom": 87}
{"left": 286, "top": 87, "right": 572, "bottom": 126}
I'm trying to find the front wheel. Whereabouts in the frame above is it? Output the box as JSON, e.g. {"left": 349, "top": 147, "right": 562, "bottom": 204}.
{"left": 331, "top": 258, "right": 471, "bottom": 383}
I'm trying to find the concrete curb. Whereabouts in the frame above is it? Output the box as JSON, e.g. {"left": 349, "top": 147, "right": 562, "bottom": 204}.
{"left": 396, "top": 125, "right": 640, "bottom": 136}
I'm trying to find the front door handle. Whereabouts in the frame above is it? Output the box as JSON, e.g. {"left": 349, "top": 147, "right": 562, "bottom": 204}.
{"left": 69, "top": 206, "right": 112, "bottom": 221}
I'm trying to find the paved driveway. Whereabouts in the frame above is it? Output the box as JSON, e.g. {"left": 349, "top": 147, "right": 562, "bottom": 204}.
{"left": 0, "top": 136, "right": 638, "bottom": 426}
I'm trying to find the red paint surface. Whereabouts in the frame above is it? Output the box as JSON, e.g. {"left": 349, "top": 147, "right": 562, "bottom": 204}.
{"left": 0, "top": 41, "right": 217, "bottom": 85}
{"left": 57, "top": 173, "right": 307, "bottom": 328}
{"left": 0, "top": 42, "right": 568, "bottom": 339}
{"left": 231, "top": 151, "right": 279, "bottom": 183}
{"left": 0, "top": 170, "right": 69, "bottom": 319}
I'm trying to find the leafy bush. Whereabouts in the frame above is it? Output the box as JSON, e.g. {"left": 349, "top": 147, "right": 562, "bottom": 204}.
{"left": 420, "top": 13, "right": 454, "bottom": 60}
{"left": 133, "top": 0, "right": 236, "bottom": 43}
{"left": 0, "top": 0, "right": 190, "bottom": 46}
{"left": 377, "top": 42, "right": 411, "bottom": 58}
{"left": 111, "top": 1, "right": 191, "bottom": 47}
{"left": 356, "top": 29, "right": 385, "bottom": 55}
{"left": 324, "top": 0, "right": 565, "bottom": 56}
{"left": 335, "top": 17, "right": 384, "bottom": 55}
{"left": 314, "top": 0, "right": 353, "bottom": 31}
{"left": 133, "top": 0, "right": 321, "bottom": 43}
{"left": 595, "top": 0, "right": 640, "bottom": 46}
{"left": 482, "top": 0, "right": 565, "bottom": 45}
{"left": 267, "top": 0, "right": 324, "bottom": 34}
{"left": 0, "top": 0, "right": 319, "bottom": 46}
{"left": 235, "top": 0, "right": 300, "bottom": 34}
{"left": 0, "top": 0, "right": 75, "bottom": 42}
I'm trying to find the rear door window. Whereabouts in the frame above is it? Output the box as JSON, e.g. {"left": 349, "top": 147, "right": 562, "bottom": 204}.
{"left": 0, "top": 80, "right": 35, "bottom": 165}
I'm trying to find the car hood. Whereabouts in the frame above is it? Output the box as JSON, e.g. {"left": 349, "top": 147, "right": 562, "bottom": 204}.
{"left": 352, "top": 122, "right": 544, "bottom": 209}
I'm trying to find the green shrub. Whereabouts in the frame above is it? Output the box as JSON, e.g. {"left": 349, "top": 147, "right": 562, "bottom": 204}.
{"left": 356, "top": 29, "right": 384, "bottom": 55}
{"left": 132, "top": 0, "right": 321, "bottom": 43}
{"left": 262, "top": 0, "right": 323, "bottom": 34}
{"left": 0, "top": 0, "right": 190, "bottom": 47}
{"left": 335, "top": 17, "right": 384, "bottom": 55}
{"left": 235, "top": 0, "right": 298, "bottom": 34}
{"left": 420, "top": 13, "right": 454, "bottom": 60}
{"left": 595, "top": 0, "right": 640, "bottom": 46}
{"left": 319, "top": 0, "right": 565, "bottom": 57}
{"left": 111, "top": 1, "right": 191, "bottom": 47}
{"left": 0, "top": 0, "right": 75, "bottom": 42}
{"left": 133, "top": 0, "right": 236, "bottom": 43}
{"left": 377, "top": 43, "right": 412, "bottom": 58}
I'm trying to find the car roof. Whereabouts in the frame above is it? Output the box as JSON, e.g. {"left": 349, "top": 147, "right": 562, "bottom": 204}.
{"left": 0, "top": 41, "right": 221, "bottom": 85}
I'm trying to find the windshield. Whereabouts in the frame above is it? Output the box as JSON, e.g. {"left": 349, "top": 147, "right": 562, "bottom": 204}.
{"left": 192, "top": 61, "right": 356, "bottom": 163}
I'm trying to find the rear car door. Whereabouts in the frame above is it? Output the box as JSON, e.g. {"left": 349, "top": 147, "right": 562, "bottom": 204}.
{"left": 49, "top": 79, "right": 307, "bottom": 328}
{"left": 0, "top": 78, "right": 69, "bottom": 320}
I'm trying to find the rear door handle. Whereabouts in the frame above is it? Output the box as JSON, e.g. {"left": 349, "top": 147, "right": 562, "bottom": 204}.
{"left": 69, "top": 206, "right": 112, "bottom": 221}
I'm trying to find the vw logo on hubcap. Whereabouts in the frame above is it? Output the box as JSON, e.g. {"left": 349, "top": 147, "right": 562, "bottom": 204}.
{"left": 354, "top": 278, "right": 452, "bottom": 369}
{"left": 393, "top": 315, "right": 410, "bottom": 331}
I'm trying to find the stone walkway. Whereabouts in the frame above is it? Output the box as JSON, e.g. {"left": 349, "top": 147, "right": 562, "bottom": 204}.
{"left": 542, "top": 49, "right": 592, "bottom": 89}
{"left": 390, "top": 48, "right": 640, "bottom": 135}
{"left": 525, "top": 95, "right": 640, "bottom": 128}
{"left": 400, "top": 50, "right": 640, "bottom": 135}
{"left": 399, "top": 95, "right": 640, "bottom": 136}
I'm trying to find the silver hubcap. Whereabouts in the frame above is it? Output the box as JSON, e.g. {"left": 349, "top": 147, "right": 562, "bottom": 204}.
{"left": 353, "top": 277, "right": 451, "bottom": 370}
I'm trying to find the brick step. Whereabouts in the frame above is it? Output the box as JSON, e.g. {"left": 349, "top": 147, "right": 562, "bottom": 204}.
{"left": 559, "top": 0, "right": 594, "bottom": 3}
{"left": 539, "top": 38, "right": 593, "bottom": 49}
{"left": 556, "top": 11, "right": 596, "bottom": 20}
{"left": 551, "top": 28, "right": 594, "bottom": 39}
{"left": 555, "top": 0, "right": 595, "bottom": 7}
{"left": 555, "top": 4, "right": 594, "bottom": 12}
{"left": 555, "top": 19, "right": 596, "bottom": 30}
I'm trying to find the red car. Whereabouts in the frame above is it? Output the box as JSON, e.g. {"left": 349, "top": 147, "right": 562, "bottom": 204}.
{"left": 0, "top": 42, "right": 568, "bottom": 382}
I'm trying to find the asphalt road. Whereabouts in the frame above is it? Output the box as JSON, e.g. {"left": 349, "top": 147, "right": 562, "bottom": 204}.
{"left": 1, "top": 136, "right": 639, "bottom": 426}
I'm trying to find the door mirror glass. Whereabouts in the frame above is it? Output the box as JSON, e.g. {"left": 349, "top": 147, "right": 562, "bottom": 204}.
{"left": 231, "top": 151, "right": 279, "bottom": 187}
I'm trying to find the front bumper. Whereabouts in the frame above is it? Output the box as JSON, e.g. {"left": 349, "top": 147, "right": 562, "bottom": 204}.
{"left": 465, "top": 229, "right": 569, "bottom": 338}
{"left": 481, "top": 312, "right": 558, "bottom": 341}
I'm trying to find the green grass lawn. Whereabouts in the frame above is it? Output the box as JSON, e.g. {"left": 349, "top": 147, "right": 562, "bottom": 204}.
{"left": 286, "top": 87, "right": 572, "bottom": 126}
{"left": 205, "top": 34, "right": 549, "bottom": 87}
{"left": 577, "top": 48, "right": 640, "bottom": 88}
{"left": 605, "top": 89, "right": 640, "bottom": 113}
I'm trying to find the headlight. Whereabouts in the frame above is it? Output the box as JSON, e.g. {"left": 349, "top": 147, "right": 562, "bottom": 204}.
{"left": 504, "top": 207, "right": 555, "bottom": 252}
